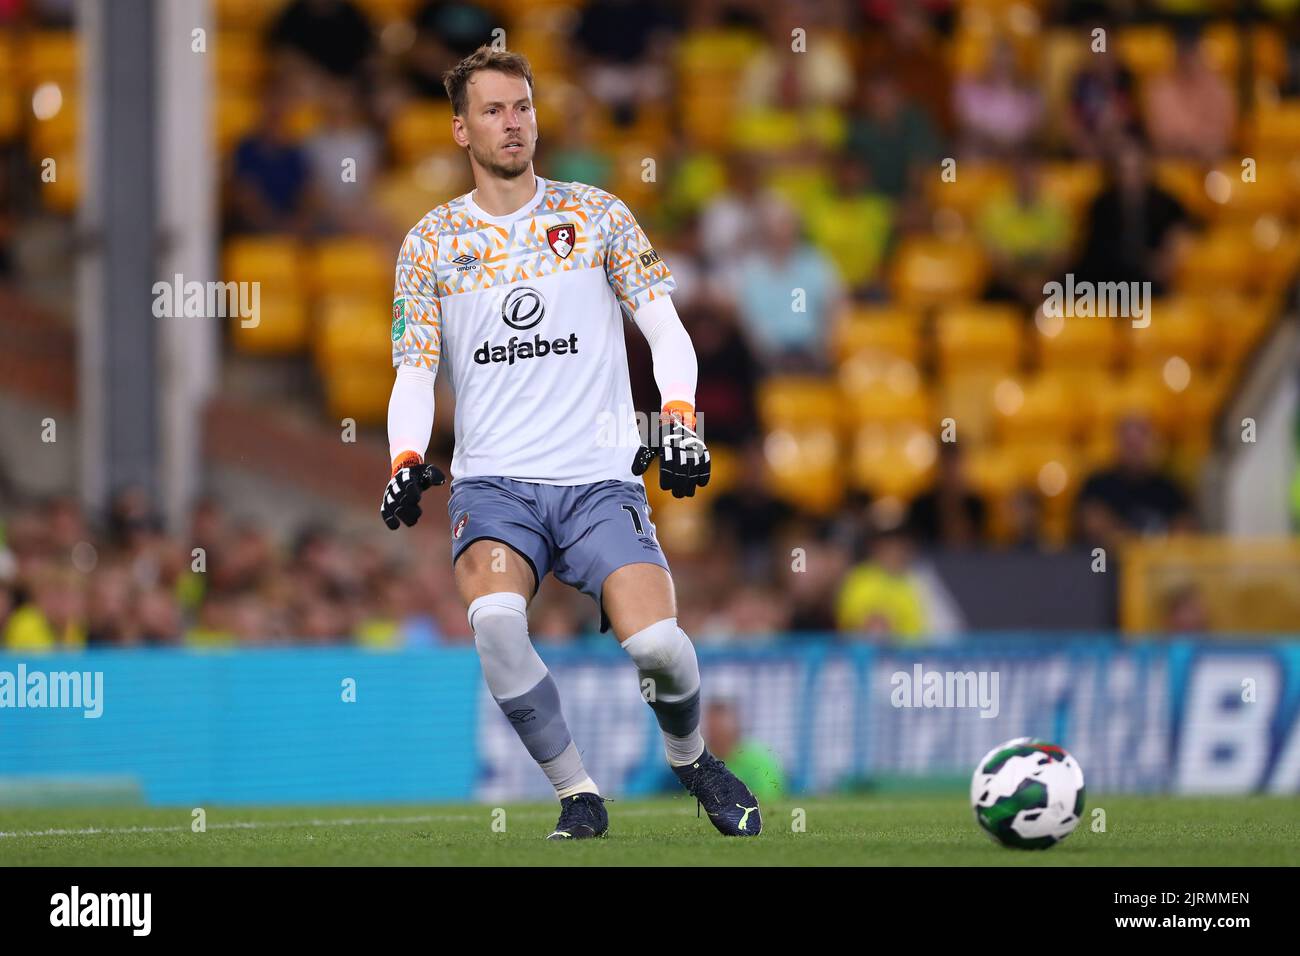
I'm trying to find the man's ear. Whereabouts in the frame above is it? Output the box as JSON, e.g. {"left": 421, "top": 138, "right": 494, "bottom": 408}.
{"left": 451, "top": 115, "right": 468, "bottom": 148}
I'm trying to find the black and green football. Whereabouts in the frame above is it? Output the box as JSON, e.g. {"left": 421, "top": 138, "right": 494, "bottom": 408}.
{"left": 970, "top": 737, "right": 1086, "bottom": 849}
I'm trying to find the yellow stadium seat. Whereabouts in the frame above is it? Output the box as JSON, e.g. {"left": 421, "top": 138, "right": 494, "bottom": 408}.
{"left": 1209, "top": 293, "right": 1277, "bottom": 362}
{"left": 373, "top": 159, "right": 473, "bottom": 229}
{"left": 832, "top": 317, "right": 921, "bottom": 364}
{"left": 322, "top": 364, "right": 391, "bottom": 425}
{"left": 1201, "top": 158, "right": 1294, "bottom": 220}
{"left": 925, "top": 162, "right": 1011, "bottom": 225}
{"left": 1249, "top": 25, "right": 1289, "bottom": 82}
{"left": 1117, "top": 365, "right": 1227, "bottom": 442}
{"left": 1261, "top": 153, "right": 1300, "bottom": 215}
{"left": 840, "top": 356, "right": 932, "bottom": 427}
{"left": 849, "top": 422, "right": 938, "bottom": 499}
{"left": 1120, "top": 297, "right": 1212, "bottom": 369}
{"left": 225, "top": 235, "right": 303, "bottom": 290}
{"left": 757, "top": 377, "right": 843, "bottom": 430}
{"left": 764, "top": 425, "right": 843, "bottom": 515}
{"left": 308, "top": 237, "right": 391, "bottom": 299}
{"left": 1037, "top": 161, "right": 1102, "bottom": 218}
{"left": 391, "top": 101, "right": 455, "bottom": 165}
{"left": 314, "top": 296, "right": 390, "bottom": 371}
{"left": 1118, "top": 26, "right": 1176, "bottom": 76}
{"left": 1088, "top": 372, "right": 1172, "bottom": 441}
{"left": 639, "top": 489, "right": 714, "bottom": 554}
{"left": 935, "top": 371, "right": 1008, "bottom": 446}
{"left": 1040, "top": 30, "right": 1088, "bottom": 145}
{"left": 214, "top": 0, "right": 290, "bottom": 29}
{"left": 0, "top": 35, "right": 16, "bottom": 77}
{"left": 213, "top": 34, "right": 265, "bottom": 92}
{"left": 354, "top": 0, "right": 420, "bottom": 22}
{"left": 230, "top": 288, "right": 309, "bottom": 354}
{"left": 962, "top": 444, "right": 1025, "bottom": 544}
{"left": 1033, "top": 307, "right": 1118, "bottom": 371}
{"left": 1002, "top": 441, "right": 1082, "bottom": 501}
{"left": 1249, "top": 99, "right": 1300, "bottom": 153}
{"left": 1154, "top": 159, "right": 1211, "bottom": 218}
{"left": 844, "top": 304, "right": 924, "bottom": 327}
{"left": 995, "top": 375, "right": 1085, "bottom": 445}
{"left": 1198, "top": 23, "right": 1288, "bottom": 81}
{"left": 1255, "top": 226, "right": 1300, "bottom": 294}
{"left": 22, "top": 32, "right": 78, "bottom": 85}
{"left": 28, "top": 94, "right": 77, "bottom": 155}
{"left": 509, "top": 28, "right": 569, "bottom": 76}
{"left": 0, "top": 85, "right": 20, "bottom": 142}
{"left": 215, "top": 92, "right": 259, "bottom": 153}
{"left": 1176, "top": 225, "right": 1259, "bottom": 292}
{"left": 934, "top": 306, "right": 1022, "bottom": 377}
{"left": 224, "top": 236, "right": 306, "bottom": 353}
{"left": 891, "top": 236, "right": 988, "bottom": 309}
{"left": 682, "top": 92, "right": 738, "bottom": 150}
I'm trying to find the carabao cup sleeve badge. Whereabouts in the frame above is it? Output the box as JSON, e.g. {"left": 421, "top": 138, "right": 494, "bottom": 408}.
{"left": 391, "top": 298, "right": 407, "bottom": 340}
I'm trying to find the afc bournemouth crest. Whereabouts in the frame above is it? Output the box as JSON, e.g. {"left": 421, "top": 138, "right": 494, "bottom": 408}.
{"left": 547, "top": 223, "right": 576, "bottom": 259}
{"left": 453, "top": 511, "right": 470, "bottom": 540}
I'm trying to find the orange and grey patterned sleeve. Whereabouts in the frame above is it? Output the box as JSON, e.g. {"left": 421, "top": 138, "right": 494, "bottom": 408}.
{"left": 391, "top": 227, "right": 442, "bottom": 371}
{"left": 601, "top": 196, "right": 676, "bottom": 318}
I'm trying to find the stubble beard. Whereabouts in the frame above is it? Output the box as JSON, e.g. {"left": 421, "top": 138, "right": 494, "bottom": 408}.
{"left": 470, "top": 141, "right": 534, "bottom": 180}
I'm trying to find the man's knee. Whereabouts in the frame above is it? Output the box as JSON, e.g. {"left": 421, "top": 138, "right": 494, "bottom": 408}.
{"left": 603, "top": 563, "right": 677, "bottom": 638}
{"left": 455, "top": 540, "right": 533, "bottom": 604}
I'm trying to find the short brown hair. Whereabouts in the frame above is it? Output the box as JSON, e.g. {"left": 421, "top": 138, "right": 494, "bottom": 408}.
{"left": 442, "top": 46, "right": 535, "bottom": 117}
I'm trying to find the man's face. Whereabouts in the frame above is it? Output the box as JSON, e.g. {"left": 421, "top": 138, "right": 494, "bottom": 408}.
{"left": 1117, "top": 416, "right": 1154, "bottom": 471}
{"left": 453, "top": 70, "right": 537, "bottom": 180}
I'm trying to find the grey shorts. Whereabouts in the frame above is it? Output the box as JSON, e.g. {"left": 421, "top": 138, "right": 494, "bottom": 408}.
{"left": 447, "top": 476, "right": 670, "bottom": 632}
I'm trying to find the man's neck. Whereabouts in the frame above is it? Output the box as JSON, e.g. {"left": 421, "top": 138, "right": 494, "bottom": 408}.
{"left": 472, "top": 168, "right": 538, "bottom": 217}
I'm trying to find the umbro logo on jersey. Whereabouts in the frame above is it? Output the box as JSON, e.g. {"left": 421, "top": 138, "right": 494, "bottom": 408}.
{"left": 547, "top": 223, "right": 576, "bottom": 259}
{"left": 501, "top": 286, "right": 545, "bottom": 330}
{"left": 452, "top": 254, "right": 479, "bottom": 272}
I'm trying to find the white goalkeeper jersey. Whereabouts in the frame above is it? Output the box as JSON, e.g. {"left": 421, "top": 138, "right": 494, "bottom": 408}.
{"left": 391, "top": 176, "right": 675, "bottom": 486}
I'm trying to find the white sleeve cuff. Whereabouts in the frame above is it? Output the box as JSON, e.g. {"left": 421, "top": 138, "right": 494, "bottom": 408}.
{"left": 631, "top": 295, "right": 697, "bottom": 409}
{"left": 387, "top": 364, "right": 436, "bottom": 465}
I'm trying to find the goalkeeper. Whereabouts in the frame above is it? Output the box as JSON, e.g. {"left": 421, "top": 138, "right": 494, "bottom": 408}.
{"left": 380, "top": 46, "right": 760, "bottom": 841}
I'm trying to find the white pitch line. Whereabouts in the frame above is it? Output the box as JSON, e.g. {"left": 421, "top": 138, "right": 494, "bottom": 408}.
{"left": 0, "top": 805, "right": 711, "bottom": 840}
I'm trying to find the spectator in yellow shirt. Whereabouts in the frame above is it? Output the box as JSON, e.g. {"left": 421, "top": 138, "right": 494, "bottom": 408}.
{"left": 4, "top": 569, "right": 86, "bottom": 651}
{"left": 835, "top": 529, "right": 927, "bottom": 642}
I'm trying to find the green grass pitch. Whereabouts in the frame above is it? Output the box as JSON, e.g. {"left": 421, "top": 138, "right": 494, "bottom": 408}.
{"left": 1, "top": 795, "right": 1296, "bottom": 866}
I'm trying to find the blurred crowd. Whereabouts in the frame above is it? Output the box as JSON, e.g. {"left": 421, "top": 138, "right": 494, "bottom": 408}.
{"left": 0, "top": 405, "right": 1201, "bottom": 650}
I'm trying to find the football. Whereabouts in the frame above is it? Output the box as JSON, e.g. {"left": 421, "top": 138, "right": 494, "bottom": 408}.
{"left": 970, "top": 737, "right": 1086, "bottom": 849}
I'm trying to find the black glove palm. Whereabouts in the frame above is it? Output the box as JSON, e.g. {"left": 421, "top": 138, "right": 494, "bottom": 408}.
{"left": 381, "top": 462, "right": 446, "bottom": 529}
{"left": 633, "top": 417, "right": 711, "bottom": 498}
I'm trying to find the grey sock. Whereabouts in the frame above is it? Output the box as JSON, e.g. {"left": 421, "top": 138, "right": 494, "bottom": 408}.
{"left": 621, "top": 618, "right": 706, "bottom": 767}
{"left": 469, "top": 592, "right": 596, "bottom": 797}
{"left": 495, "top": 672, "right": 574, "bottom": 764}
